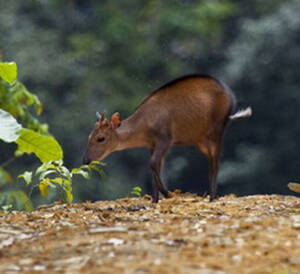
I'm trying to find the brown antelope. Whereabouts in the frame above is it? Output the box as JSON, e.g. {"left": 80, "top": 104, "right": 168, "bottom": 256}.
{"left": 83, "top": 74, "right": 252, "bottom": 203}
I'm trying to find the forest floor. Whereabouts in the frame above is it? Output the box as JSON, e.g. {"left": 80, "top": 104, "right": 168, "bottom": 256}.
{"left": 0, "top": 192, "right": 300, "bottom": 274}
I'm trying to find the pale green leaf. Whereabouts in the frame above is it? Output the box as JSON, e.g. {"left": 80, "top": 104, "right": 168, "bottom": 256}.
{"left": 50, "top": 177, "right": 64, "bottom": 185}
{"left": 36, "top": 162, "right": 56, "bottom": 174}
{"left": 90, "top": 160, "right": 106, "bottom": 166}
{"left": 39, "top": 169, "right": 57, "bottom": 180}
{"left": 71, "top": 168, "right": 90, "bottom": 179}
{"left": 1, "top": 205, "right": 13, "bottom": 212}
{"left": 0, "top": 109, "right": 22, "bottom": 142}
{"left": 16, "top": 128, "right": 63, "bottom": 163}
{"left": 58, "top": 166, "right": 71, "bottom": 180}
{"left": 54, "top": 159, "right": 63, "bottom": 166}
{"left": 18, "top": 171, "right": 33, "bottom": 185}
{"left": 0, "top": 62, "right": 17, "bottom": 83}
{"left": 14, "top": 149, "right": 24, "bottom": 157}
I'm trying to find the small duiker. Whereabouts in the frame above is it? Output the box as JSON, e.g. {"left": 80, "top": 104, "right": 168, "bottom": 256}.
{"left": 83, "top": 74, "right": 252, "bottom": 202}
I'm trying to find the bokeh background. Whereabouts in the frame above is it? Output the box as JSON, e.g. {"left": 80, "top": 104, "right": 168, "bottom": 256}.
{"left": 1, "top": 0, "right": 300, "bottom": 204}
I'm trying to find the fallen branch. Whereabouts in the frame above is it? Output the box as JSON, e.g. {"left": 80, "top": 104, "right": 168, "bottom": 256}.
{"left": 288, "top": 182, "right": 300, "bottom": 194}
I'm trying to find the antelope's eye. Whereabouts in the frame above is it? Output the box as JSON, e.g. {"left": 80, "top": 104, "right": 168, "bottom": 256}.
{"left": 97, "top": 137, "right": 105, "bottom": 143}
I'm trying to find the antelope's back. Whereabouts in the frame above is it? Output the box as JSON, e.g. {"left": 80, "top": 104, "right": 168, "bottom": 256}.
{"left": 138, "top": 75, "right": 235, "bottom": 144}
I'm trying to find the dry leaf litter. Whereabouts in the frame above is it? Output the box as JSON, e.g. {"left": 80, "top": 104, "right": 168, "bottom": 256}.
{"left": 0, "top": 192, "right": 299, "bottom": 274}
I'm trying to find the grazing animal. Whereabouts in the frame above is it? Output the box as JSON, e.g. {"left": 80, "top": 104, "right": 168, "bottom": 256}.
{"left": 83, "top": 74, "right": 252, "bottom": 202}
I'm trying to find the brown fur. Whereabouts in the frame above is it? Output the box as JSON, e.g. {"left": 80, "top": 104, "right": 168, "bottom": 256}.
{"left": 83, "top": 74, "right": 251, "bottom": 202}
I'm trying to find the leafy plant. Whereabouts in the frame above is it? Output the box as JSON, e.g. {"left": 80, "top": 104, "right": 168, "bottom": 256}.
{"left": 19, "top": 160, "right": 105, "bottom": 203}
{"left": 0, "top": 61, "right": 105, "bottom": 210}
{"left": 0, "top": 62, "right": 47, "bottom": 134}
{"left": 0, "top": 109, "right": 63, "bottom": 162}
{"left": 130, "top": 186, "right": 142, "bottom": 197}
{"left": 0, "top": 61, "right": 53, "bottom": 189}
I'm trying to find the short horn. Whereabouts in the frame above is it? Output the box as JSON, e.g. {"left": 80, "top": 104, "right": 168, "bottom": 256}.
{"left": 96, "top": 112, "right": 101, "bottom": 121}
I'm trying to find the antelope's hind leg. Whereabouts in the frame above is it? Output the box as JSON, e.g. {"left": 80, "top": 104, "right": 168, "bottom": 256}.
{"left": 198, "top": 140, "right": 221, "bottom": 202}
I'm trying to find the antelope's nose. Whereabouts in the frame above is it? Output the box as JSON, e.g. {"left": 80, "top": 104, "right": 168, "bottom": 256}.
{"left": 83, "top": 155, "right": 91, "bottom": 165}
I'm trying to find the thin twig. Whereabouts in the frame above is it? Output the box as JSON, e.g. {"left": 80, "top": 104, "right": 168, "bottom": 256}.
{"left": 28, "top": 183, "right": 38, "bottom": 198}
{"left": 0, "top": 157, "right": 16, "bottom": 168}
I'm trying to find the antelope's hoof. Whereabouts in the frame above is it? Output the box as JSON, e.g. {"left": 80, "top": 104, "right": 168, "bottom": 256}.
{"left": 209, "top": 195, "right": 218, "bottom": 202}
{"left": 165, "top": 192, "right": 173, "bottom": 198}
{"left": 152, "top": 196, "right": 159, "bottom": 203}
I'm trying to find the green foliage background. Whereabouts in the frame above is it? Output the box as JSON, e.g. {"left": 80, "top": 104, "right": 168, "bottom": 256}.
{"left": 0, "top": 0, "right": 299, "bottom": 203}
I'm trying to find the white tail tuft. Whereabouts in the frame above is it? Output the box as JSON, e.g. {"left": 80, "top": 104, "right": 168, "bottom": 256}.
{"left": 229, "top": 107, "right": 252, "bottom": 120}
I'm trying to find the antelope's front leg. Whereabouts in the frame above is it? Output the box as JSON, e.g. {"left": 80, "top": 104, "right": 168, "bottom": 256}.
{"left": 149, "top": 139, "right": 171, "bottom": 203}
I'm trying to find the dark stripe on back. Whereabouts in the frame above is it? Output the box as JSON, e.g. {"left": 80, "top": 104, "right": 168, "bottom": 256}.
{"left": 156, "top": 74, "right": 214, "bottom": 91}
{"left": 138, "top": 74, "right": 236, "bottom": 114}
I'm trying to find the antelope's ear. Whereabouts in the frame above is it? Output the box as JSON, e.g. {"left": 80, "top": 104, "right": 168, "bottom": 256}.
{"left": 111, "top": 112, "right": 121, "bottom": 129}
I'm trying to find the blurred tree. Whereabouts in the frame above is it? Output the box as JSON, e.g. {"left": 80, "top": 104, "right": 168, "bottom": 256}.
{"left": 0, "top": 0, "right": 297, "bottom": 203}
{"left": 218, "top": 0, "right": 300, "bottom": 195}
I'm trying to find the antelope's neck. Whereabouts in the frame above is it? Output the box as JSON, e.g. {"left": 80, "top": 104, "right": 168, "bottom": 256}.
{"left": 115, "top": 114, "right": 149, "bottom": 151}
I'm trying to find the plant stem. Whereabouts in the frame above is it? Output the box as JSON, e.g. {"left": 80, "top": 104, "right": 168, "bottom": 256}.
{"left": 28, "top": 183, "right": 38, "bottom": 198}
{"left": 0, "top": 157, "right": 16, "bottom": 168}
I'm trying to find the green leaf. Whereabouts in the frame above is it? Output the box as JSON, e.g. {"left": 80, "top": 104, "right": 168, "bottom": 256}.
{"left": 36, "top": 162, "right": 56, "bottom": 174}
{"left": 63, "top": 182, "right": 73, "bottom": 203}
{"left": 13, "top": 82, "right": 43, "bottom": 115}
{"left": 131, "top": 191, "right": 141, "bottom": 197}
{"left": 0, "top": 109, "right": 22, "bottom": 142}
{"left": 65, "top": 190, "right": 73, "bottom": 203}
{"left": 89, "top": 165, "right": 106, "bottom": 179}
{"left": 90, "top": 160, "right": 106, "bottom": 166}
{"left": 0, "top": 62, "right": 17, "bottom": 83}
{"left": 18, "top": 171, "right": 33, "bottom": 185}
{"left": 0, "top": 190, "right": 33, "bottom": 211}
{"left": 71, "top": 168, "right": 90, "bottom": 179}
{"left": 14, "top": 149, "right": 24, "bottom": 157}
{"left": 132, "top": 186, "right": 142, "bottom": 192}
{"left": 1, "top": 205, "right": 13, "bottom": 212}
{"left": 54, "top": 159, "right": 63, "bottom": 166}
{"left": 16, "top": 128, "right": 63, "bottom": 163}
{"left": 58, "top": 165, "right": 72, "bottom": 180}
{"left": 130, "top": 186, "right": 142, "bottom": 197}
{"left": 39, "top": 179, "right": 49, "bottom": 197}
{"left": 39, "top": 169, "right": 57, "bottom": 180}
{"left": 0, "top": 168, "right": 12, "bottom": 186}
{"left": 49, "top": 177, "right": 64, "bottom": 185}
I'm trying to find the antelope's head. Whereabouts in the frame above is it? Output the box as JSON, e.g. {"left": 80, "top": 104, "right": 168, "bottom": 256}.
{"left": 83, "top": 112, "right": 121, "bottom": 164}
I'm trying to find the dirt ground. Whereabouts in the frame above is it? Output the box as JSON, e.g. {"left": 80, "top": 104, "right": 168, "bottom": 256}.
{"left": 0, "top": 192, "right": 300, "bottom": 274}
